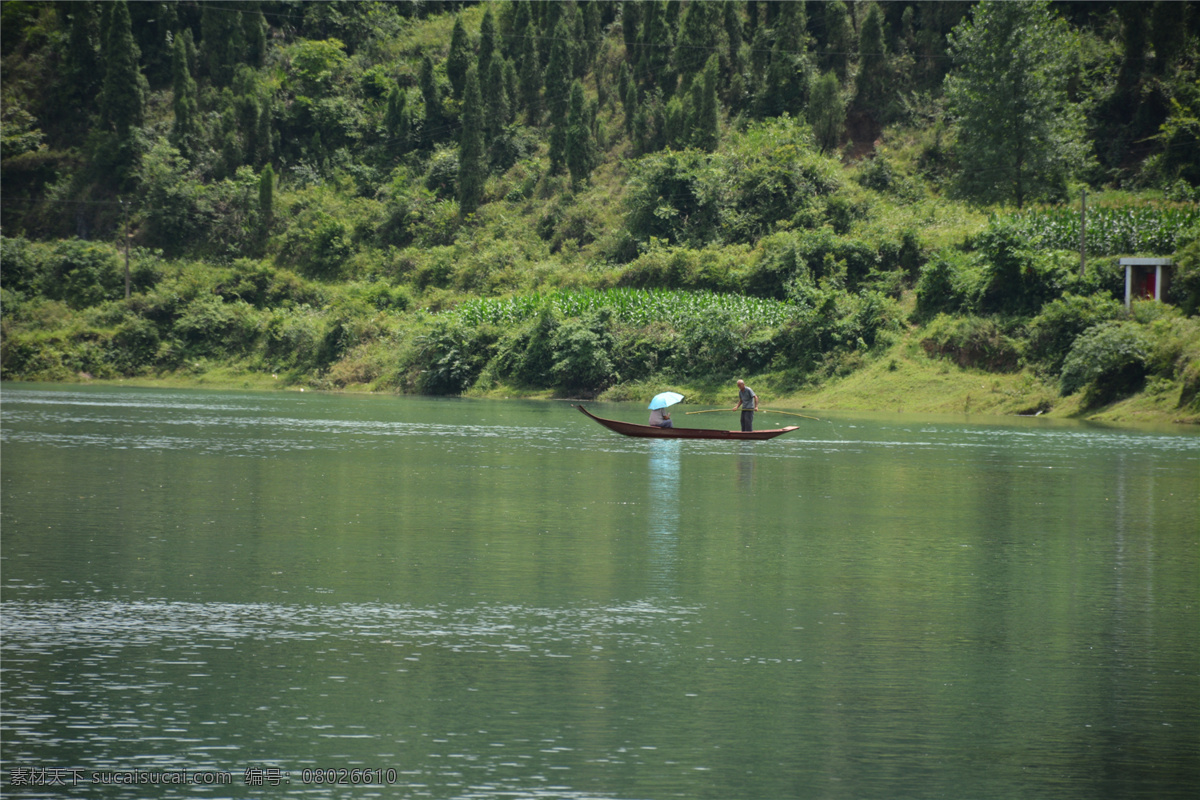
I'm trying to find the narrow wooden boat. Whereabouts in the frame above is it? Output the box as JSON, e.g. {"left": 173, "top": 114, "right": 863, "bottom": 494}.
{"left": 576, "top": 405, "right": 799, "bottom": 441}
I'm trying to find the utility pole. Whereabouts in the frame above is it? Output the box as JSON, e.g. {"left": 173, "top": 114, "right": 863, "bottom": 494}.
{"left": 1079, "top": 188, "right": 1087, "bottom": 278}
{"left": 121, "top": 198, "right": 130, "bottom": 299}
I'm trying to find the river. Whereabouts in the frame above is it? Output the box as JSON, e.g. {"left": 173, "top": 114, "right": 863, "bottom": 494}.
{"left": 1, "top": 384, "right": 1197, "bottom": 799}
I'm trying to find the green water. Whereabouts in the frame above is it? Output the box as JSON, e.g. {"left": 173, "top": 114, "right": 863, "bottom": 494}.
{"left": 2, "top": 384, "right": 1197, "bottom": 799}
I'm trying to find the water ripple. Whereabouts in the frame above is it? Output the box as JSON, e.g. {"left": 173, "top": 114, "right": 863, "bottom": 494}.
{"left": 1, "top": 599, "right": 700, "bottom": 656}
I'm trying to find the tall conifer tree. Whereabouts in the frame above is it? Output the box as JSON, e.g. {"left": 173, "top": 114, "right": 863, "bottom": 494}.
{"left": 675, "top": 0, "right": 720, "bottom": 93}
{"left": 854, "top": 3, "right": 889, "bottom": 116}
{"left": 66, "top": 2, "right": 102, "bottom": 109}
{"left": 170, "top": 32, "right": 200, "bottom": 158}
{"left": 201, "top": 1, "right": 244, "bottom": 86}
{"left": 545, "top": 21, "right": 573, "bottom": 122}
{"left": 518, "top": 30, "right": 542, "bottom": 124}
{"left": 100, "top": 0, "right": 145, "bottom": 140}
{"left": 447, "top": 15, "right": 472, "bottom": 100}
{"left": 419, "top": 55, "right": 444, "bottom": 142}
{"left": 695, "top": 55, "right": 721, "bottom": 152}
{"left": 485, "top": 56, "right": 510, "bottom": 141}
{"left": 822, "top": 0, "right": 853, "bottom": 81}
{"left": 458, "top": 65, "right": 486, "bottom": 215}
{"left": 809, "top": 71, "right": 845, "bottom": 153}
{"left": 478, "top": 6, "right": 497, "bottom": 86}
{"left": 259, "top": 163, "right": 275, "bottom": 229}
{"left": 385, "top": 85, "right": 412, "bottom": 156}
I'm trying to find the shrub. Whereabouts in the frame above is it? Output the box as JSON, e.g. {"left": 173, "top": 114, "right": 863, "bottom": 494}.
{"left": 624, "top": 149, "right": 721, "bottom": 247}
{"left": 109, "top": 315, "right": 162, "bottom": 373}
{"left": 875, "top": 228, "right": 925, "bottom": 285}
{"left": 742, "top": 229, "right": 880, "bottom": 299}
{"left": 172, "top": 296, "right": 260, "bottom": 356}
{"left": 921, "top": 314, "right": 1021, "bottom": 372}
{"left": 1, "top": 236, "right": 41, "bottom": 295}
{"left": 1025, "top": 292, "right": 1124, "bottom": 373}
{"left": 491, "top": 304, "right": 560, "bottom": 386}
{"left": 1060, "top": 322, "right": 1150, "bottom": 405}
{"left": 355, "top": 281, "right": 411, "bottom": 311}
{"left": 34, "top": 239, "right": 126, "bottom": 309}
{"left": 550, "top": 310, "right": 616, "bottom": 394}
{"left": 610, "top": 244, "right": 742, "bottom": 293}
{"left": 413, "top": 320, "right": 500, "bottom": 395}
{"left": 1141, "top": 314, "right": 1200, "bottom": 408}
{"left": 1167, "top": 236, "right": 1200, "bottom": 315}
{"left": 263, "top": 305, "right": 329, "bottom": 372}
{"left": 974, "top": 222, "right": 1073, "bottom": 315}
{"left": 424, "top": 146, "right": 460, "bottom": 198}
{"left": 611, "top": 323, "right": 684, "bottom": 383}
{"left": 914, "top": 250, "right": 979, "bottom": 320}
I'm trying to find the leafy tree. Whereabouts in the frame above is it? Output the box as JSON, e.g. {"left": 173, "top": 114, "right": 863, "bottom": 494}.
{"left": 551, "top": 310, "right": 616, "bottom": 394}
{"left": 458, "top": 65, "right": 486, "bottom": 216}
{"left": 548, "top": 118, "right": 567, "bottom": 176}
{"left": 509, "top": 0, "right": 533, "bottom": 61}
{"left": 571, "top": 8, "right": 589, "bottom": 79}
{"left": 945, "top": 0, "right": 1090, "bottom": 208}
{"left": 1026, "top": 292, "right": 1123, "bottom": 373}
{"left": 1150, "top": 0, "right": 1188, "bottom": 75}
{"left": 1152, "top": 90, "right": 1200, "bottom": 187}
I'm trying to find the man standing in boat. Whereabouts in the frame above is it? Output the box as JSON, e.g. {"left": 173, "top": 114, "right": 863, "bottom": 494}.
{"left": 734, "top": 379, "right": 758, "bottom": 432}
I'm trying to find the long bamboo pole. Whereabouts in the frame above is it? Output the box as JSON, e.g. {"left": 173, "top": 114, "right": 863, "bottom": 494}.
{"left": 760, "top": 409, "right": 821, "bottom": 421}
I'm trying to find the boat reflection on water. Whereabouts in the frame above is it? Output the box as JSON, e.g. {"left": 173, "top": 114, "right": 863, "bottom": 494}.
{"left": 647, "top": 440, "right": 681, "bottom": 594}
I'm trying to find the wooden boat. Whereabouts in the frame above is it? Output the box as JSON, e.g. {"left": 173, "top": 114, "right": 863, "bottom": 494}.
{"left": 576, "top": 405, "right": 799, "bottom": 441}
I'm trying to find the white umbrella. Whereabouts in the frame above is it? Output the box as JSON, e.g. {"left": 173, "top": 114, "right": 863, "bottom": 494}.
{"left": 648, "top": 391, "right": 685, "bottom": 410}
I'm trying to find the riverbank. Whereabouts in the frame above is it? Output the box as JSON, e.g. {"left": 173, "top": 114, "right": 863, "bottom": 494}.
{"left": 12, "top": 344, "right": 1196, "bottom": 427}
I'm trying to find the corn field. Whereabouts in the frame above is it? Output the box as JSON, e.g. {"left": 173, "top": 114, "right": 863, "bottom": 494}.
{"left": 1003, "top": 205, "right": 1198, "bottom": 255}
{"left": 444, "top": 288, "right": 801, "bottom": 328}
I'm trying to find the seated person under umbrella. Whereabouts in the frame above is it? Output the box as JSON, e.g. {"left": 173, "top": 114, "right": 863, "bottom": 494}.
{"left": 648, "top": 391, "right": 683, "bottom": 428}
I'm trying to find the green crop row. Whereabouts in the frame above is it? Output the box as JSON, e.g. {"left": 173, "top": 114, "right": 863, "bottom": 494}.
{"left": 444, "top": 288, "right": 801, "bottom": 328}
{"left": 1002, "top": 205, "right": 1198, "bottom": 255}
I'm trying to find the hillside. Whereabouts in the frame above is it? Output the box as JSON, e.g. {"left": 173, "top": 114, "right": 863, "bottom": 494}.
{"left": 2, "top": 1, "right": 1199, "bottom": 423}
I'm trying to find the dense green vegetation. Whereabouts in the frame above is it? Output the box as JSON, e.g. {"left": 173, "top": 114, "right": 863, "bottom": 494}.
{"left": 2, "top": 1, "right": 1198, "bottom": 421}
